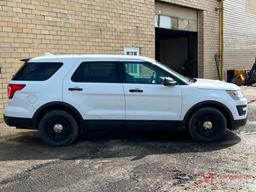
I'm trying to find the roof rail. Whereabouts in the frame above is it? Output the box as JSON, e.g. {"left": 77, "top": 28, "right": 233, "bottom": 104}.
{"left": 44, "top": 52, "right": 55, "bottom": 56}
{"left": 20, "top": 58, "right": 31, "bottom": 62}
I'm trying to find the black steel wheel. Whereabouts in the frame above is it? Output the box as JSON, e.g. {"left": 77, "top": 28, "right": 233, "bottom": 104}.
{"left": 39, "top": 110, "right": 78, "bottom": 146}
{"left": 188, "top": 107, "right": 227, "bottom": 142}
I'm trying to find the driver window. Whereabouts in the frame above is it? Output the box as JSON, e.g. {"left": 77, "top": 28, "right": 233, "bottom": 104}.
{"left": 124, "top": 62, "right": 170, "bottom": 84}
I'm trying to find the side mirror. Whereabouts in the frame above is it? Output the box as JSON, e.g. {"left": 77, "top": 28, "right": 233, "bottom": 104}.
{"left": 163, "top": 77, "right": 177, "bottom": 86}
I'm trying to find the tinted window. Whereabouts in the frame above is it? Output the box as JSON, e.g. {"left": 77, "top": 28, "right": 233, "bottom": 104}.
{"left": 12, "top": 62, "right": 63, "bottom": 81}
{"left": 71, "top": 62, "right": 120, "bottom": 83}
{"left": 124, "top": 62, "right": 171, "bottom": 84}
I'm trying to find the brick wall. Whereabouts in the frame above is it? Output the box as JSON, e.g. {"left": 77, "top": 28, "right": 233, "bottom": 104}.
{"left": 224, "top": 0, "right": 256, "bottom": 74}
{"left": 0, "top": 0, "right": 220, "bottom": 121}
{"left": 0, "top": 0, "right": 155, "bottom": 119}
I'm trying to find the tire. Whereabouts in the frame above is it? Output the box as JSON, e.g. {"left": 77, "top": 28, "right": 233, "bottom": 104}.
{"left": 188, "top": 107, "right": 227, "bottom": 142}
{"left": 39, "top": 110, "right": 78, "bottom": 146}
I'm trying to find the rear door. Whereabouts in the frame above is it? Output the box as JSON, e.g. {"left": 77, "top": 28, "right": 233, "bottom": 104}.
{"left": 122, "top": 61, "right": 182, "bottom": 121}
{"left": 63, "top": 61, "right": 125, "bottom": 120}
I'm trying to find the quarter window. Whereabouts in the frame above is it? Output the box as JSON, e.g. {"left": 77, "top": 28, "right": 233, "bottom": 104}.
{"left": 71, "top": 62, "right": 120, "bottom": 83}
{"left": 12, "top": 62, "right": 63, "bottom": 81}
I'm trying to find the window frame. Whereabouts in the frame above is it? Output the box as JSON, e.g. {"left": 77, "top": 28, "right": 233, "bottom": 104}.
{"left": 121, "top": 61, "right": 186, "bottom": 85}
{"left": 71, "top": 61, "right": 123, "bottom": 83}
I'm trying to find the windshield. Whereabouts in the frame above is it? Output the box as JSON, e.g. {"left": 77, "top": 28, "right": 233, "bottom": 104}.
{"left": 154, "top": 61, "right": 191, "bottom": 83}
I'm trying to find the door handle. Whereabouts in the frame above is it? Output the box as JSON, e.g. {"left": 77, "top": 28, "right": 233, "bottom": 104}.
{"left": 129, "top": 88, "right": 143, "bottom": 93}
{"left": 68, "top": 87, "right": 83, "bottom": 91}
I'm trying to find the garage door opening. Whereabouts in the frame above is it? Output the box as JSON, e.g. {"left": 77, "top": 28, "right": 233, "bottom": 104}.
{"left": 155, "top": 28, "right": 198, "bottom": 78}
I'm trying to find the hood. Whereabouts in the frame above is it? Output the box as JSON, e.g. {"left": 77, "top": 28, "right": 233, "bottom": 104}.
{"left": 192, "top": 78, "right": 240, "bottom": 90}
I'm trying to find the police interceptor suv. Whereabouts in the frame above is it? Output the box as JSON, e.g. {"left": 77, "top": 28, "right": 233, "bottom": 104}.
{"left": 4, "top": 54, "right": 247, "bottom": 146}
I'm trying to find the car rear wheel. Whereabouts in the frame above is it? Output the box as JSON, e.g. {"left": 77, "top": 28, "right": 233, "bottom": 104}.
{"left": 188, "top": 107, "right": 227, "bottom": 142}
{"left": 39, "top": 110, "right": 78, "bottom": 146}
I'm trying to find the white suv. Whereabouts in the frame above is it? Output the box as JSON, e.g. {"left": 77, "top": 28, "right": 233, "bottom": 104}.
{"left": 4, "top": 54, "right": 247, "bottom": 146}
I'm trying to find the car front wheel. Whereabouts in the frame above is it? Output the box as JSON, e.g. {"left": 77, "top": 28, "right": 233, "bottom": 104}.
{"left": 188, "top": 107, "right": 227, "bottom": 142}
{"left": 39, "top": 110, "right": 78, "bottom": 146}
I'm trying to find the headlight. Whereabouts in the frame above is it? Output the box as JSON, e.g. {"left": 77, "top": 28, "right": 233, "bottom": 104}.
{"left": 226, "top": 90, "right": 244, "bottom": 100}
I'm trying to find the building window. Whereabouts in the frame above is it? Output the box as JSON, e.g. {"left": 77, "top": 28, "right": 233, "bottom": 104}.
{"left": 124, "top": 47, "right": 140, "bottom": 56}
{"left": 124, "top": 47, "right": 140, "bottom": 76}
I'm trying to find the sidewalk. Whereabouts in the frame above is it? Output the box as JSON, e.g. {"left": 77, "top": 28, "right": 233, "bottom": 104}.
{"left": 241, "top": 86, "right": 256, "bottom": 103}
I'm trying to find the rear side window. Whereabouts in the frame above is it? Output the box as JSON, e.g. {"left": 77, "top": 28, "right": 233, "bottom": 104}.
{"left": 12, "top": 62, "right": 63, "bottom": 81}
{"left": 71, "top": 62, "right": 120, "bottom": 83}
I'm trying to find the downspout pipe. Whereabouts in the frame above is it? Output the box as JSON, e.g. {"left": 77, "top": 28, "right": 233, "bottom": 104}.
{"left": 217, "top": 0, "right": 224, "bottom": 80}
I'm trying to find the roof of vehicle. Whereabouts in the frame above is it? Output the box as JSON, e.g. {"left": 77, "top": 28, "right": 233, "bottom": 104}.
{"left": 20, "top": 53, "right": 190, "bottom": 85}
{"left": 29, "top": 53, "right": 154, "bottom": 63}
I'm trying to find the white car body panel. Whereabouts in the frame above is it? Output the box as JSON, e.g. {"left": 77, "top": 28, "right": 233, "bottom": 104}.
{"left": 123, "top": 84, "right": 182, "bottom": 120}
{"left": 180, "top": 86, "right": 247, "bottom": 121}
{"left": 63, "top": 81, "right": 126, "bottom": 120}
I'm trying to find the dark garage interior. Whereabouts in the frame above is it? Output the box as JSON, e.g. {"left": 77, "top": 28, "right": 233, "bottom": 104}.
{"left": 155, "top": 28, "right": 198, "bottom": 78}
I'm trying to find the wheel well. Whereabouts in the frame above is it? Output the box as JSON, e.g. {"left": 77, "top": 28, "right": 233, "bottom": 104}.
{"left": 184, "top": 102, "right": 233, "bottom": 129}
{"left": 33, "top": 103, "right": 83, "bottom": 131}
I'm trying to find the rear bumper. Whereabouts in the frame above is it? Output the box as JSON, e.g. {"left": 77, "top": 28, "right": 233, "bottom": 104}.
{"left": 229, "top": 118, "right": 247, "bottom": 130}
{"left": 3, "top": 115, "right": 35, "bottom": 129}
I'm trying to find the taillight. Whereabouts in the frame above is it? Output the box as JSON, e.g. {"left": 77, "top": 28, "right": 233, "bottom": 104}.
{"left": 8, "top": 84, "right": 26, "bottom": 99}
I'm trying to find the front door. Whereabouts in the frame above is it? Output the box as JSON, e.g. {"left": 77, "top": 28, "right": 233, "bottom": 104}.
{"left": 122, "top": 62, "right": 182, "bottom": 121}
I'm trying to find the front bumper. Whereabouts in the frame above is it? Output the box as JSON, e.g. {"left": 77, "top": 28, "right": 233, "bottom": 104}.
{"left": 236, "top": 105, "right": 247, "bottom": 116}
{"left": 229, "top": 117, "right": 247, "bottom": 130}
{"left": 3, "top": 115, "right": 34, "bottom": 129}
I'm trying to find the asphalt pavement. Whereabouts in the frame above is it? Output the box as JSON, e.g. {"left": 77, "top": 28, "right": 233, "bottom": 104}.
{"left": 0, "top": 87, "right": 255, "bottom": 192}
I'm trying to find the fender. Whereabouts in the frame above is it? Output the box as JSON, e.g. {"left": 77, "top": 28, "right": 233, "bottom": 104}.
{"left": 33, "top": 101, "right": 84, "bottom": 128}
{"left": 183, "top": 100, "right": 234, "bottom": 128}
